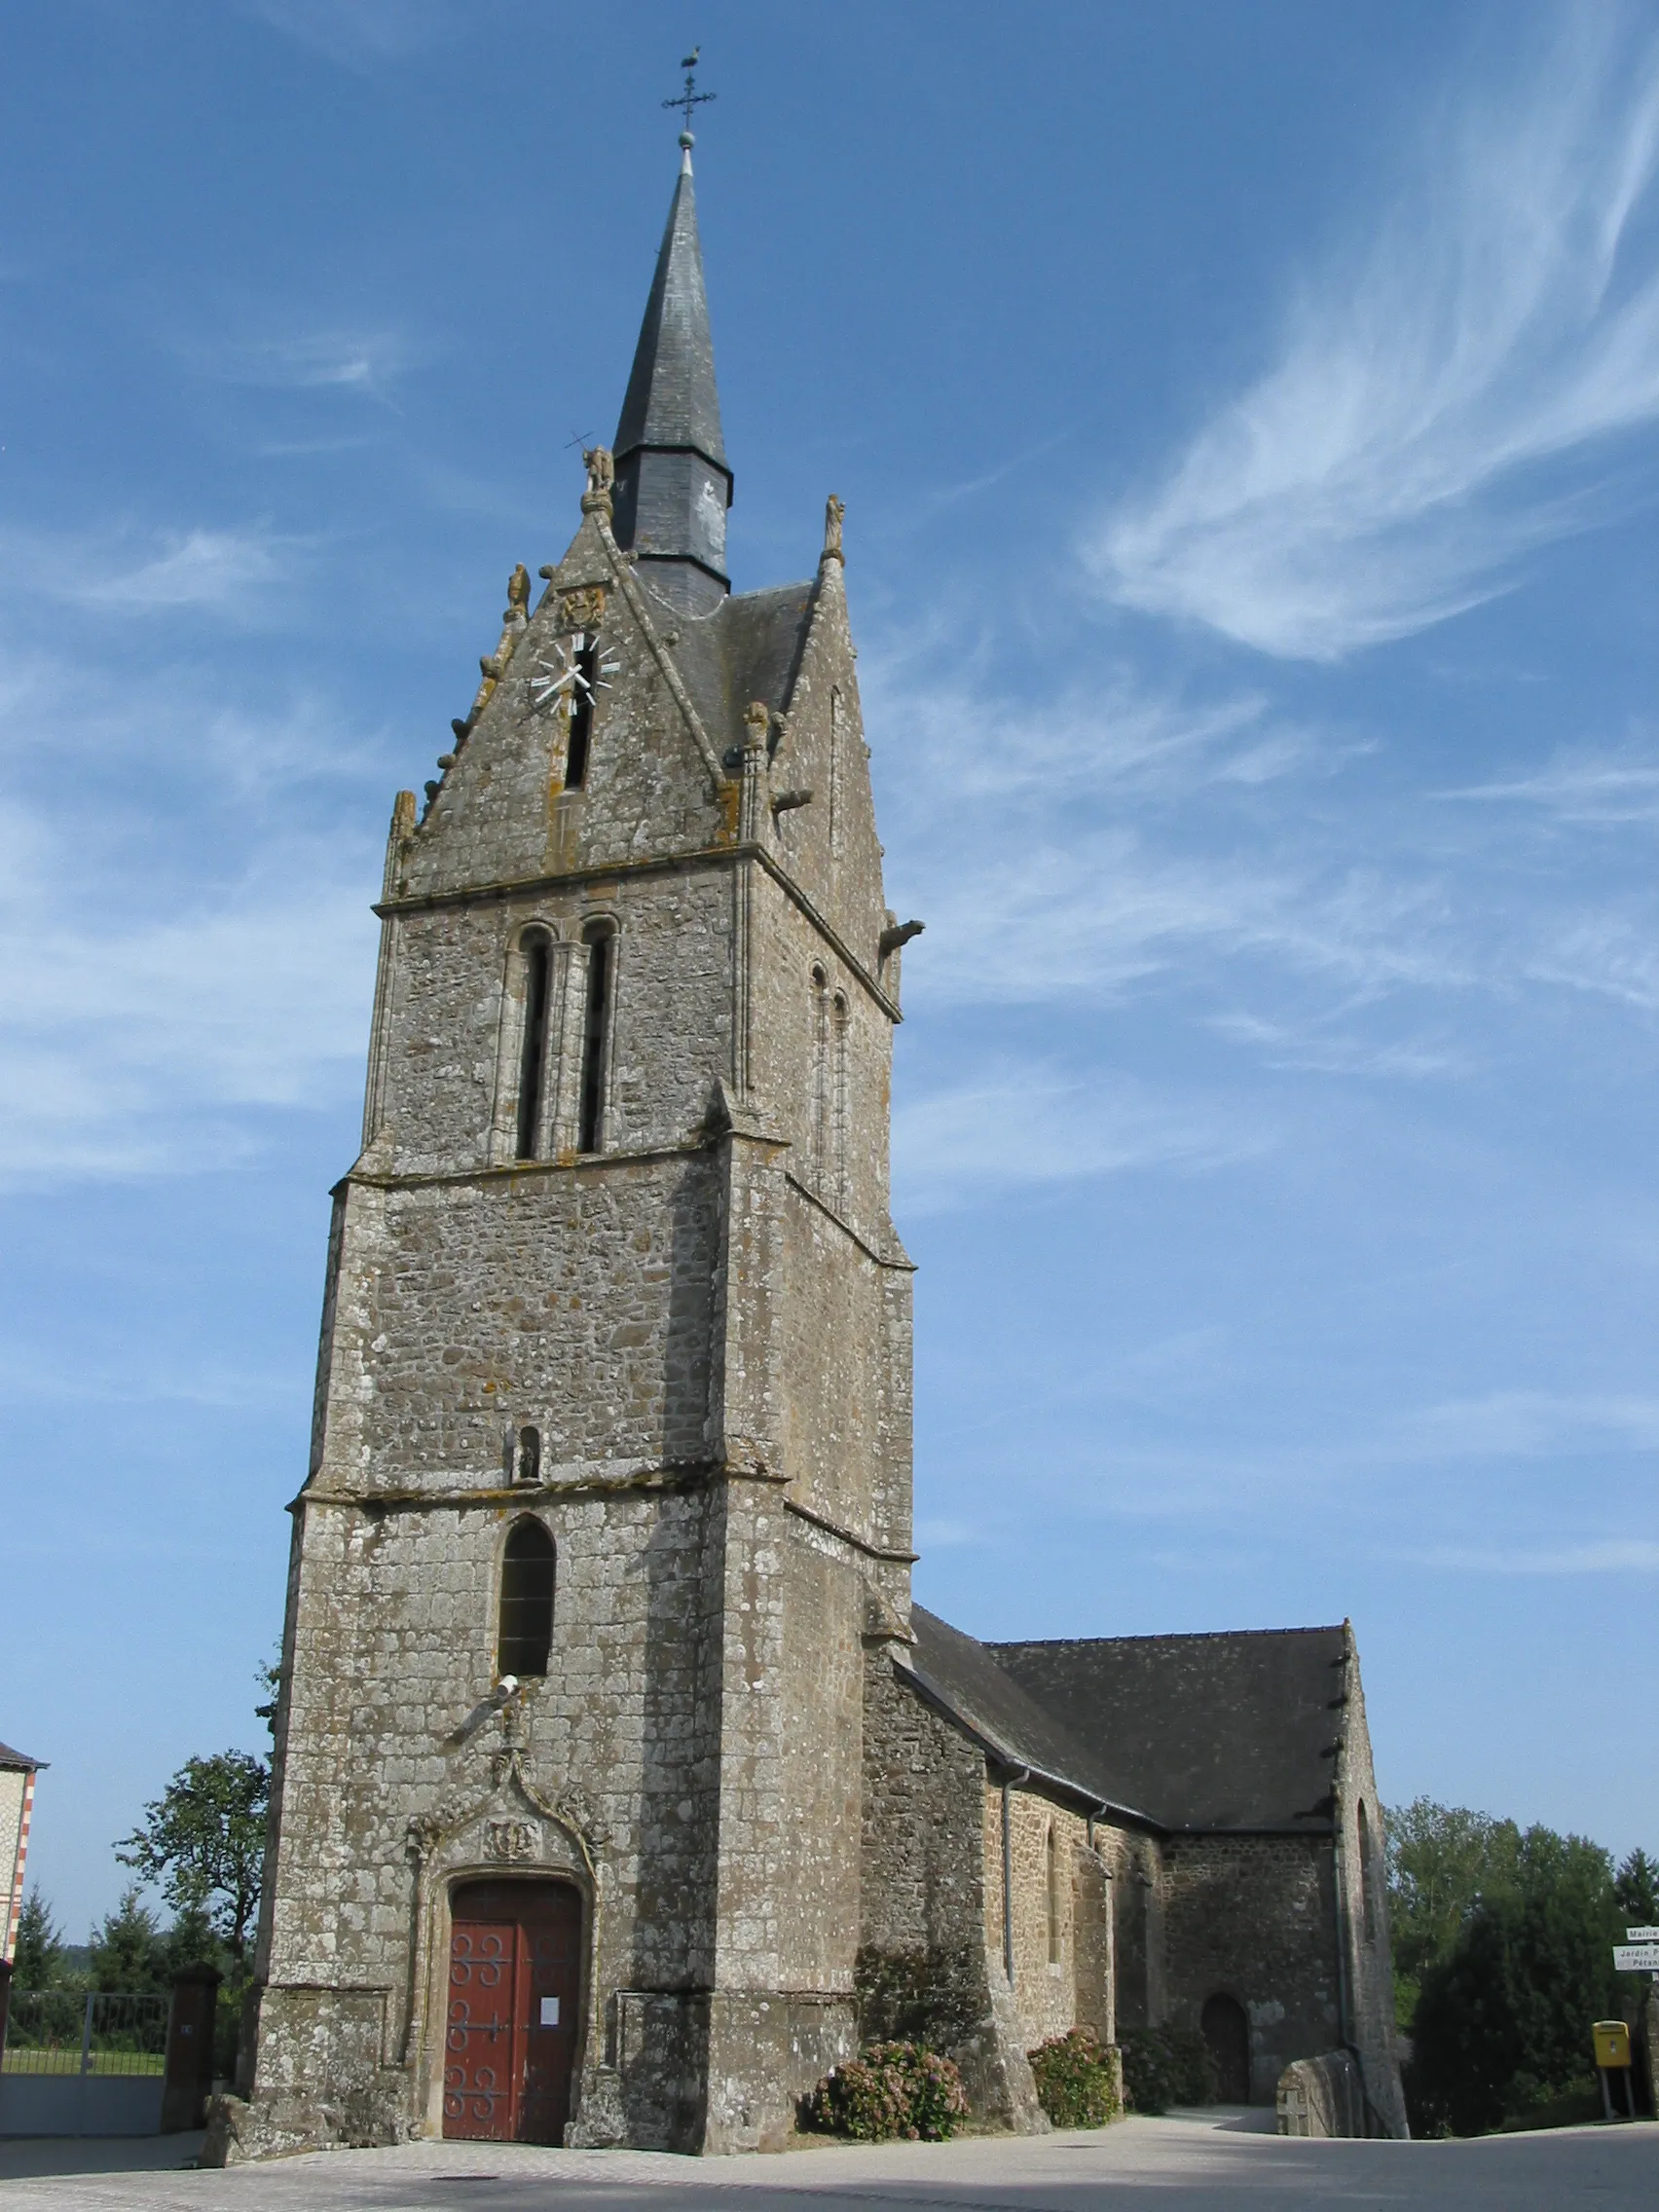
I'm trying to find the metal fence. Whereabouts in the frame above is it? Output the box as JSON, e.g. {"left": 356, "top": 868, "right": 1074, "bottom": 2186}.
{"left": 2, "top": 1991, "right": 169, "bottom": 2077}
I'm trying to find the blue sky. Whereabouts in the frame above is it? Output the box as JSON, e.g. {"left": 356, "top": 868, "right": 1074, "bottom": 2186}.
{"left": 2, "top": 0, "right": 1655, "bottom": 1936}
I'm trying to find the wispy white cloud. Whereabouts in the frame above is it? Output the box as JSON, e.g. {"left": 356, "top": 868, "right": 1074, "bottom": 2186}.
{"left": 873, "top": 622, "right": 1658, "bottom": 1056}
{"left": 202, "top": 326, "right": 426, "bottom": 405}
{"left": 1413, "top": 1538, "right": 1659, "bottom": 1573}
{"left": 0, "top": 520, "right": 304, "bottom": 616}
{"left": 239, "top": 0, "right": 457, "bottom": 67}
{"left": 866, "top": 652, "right": 1311, "bottom": 808}
{"left": 904, "top": 831, "right": 1472, "bottom": 1012}
{"left": 1529, "top": 910, "right": 1659, "bottom": 1010}
{"left": 0, "top": 645, "right": 384, "bottom": 1191}
{"left": 1440, "top": 738, "right": 1659, "bottom": 823}
{"left": 913, "top": 1517, "right": 984, "bottom": 1550}
{"left": 0, "top": 1348, "right": 295, "bottom": 1410}
{"left": 1208, "top": 1012, "right": 1465, "bottom": 1080}
{"left": 0, "top": 820, "right": 376, "bottom": 1190}
{"left": 893, "top": 1063, "right": 1266, "bottom": 1210}
{"left": 1401, "top": 1390, "right": 1659, "bottom": 1458}
{"left": 868, "top": 649, "right": 1497, "bottom": 1021}
{"left": 1091, "top": 12, "right": 1659, "bottom": 659}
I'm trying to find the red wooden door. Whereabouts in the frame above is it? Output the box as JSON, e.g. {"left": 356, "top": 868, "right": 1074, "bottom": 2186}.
{"left": 444, "top": 1880, "right": 582, "bottom": 2144}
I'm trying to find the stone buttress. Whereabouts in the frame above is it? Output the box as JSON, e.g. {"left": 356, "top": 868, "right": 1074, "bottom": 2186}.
{"left": 212, "top": 149, "right": 919, "bottom": 2161}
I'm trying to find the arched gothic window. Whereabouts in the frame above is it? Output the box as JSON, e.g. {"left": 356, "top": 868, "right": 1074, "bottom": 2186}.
{"left": 498, "top": 1520, "right": 555, "bottom": 1678}
{"left": 515, "top": 931, "right": 553, "bottom": 1161}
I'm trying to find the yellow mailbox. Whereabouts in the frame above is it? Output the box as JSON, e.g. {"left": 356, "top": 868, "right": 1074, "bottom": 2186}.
{"left": 1593, "top": 2020, "right": 1632, "bottom": 2070}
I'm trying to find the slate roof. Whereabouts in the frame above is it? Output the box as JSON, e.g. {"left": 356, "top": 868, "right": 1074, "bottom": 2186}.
{"left": 989, "top": 1627, "right": 1349, "bottom": 1833}
{"left": 907, "top": 1606, "right": 1159, "bottom": 1827}
{"left": 0, "top": 1739, "right": 44, "bottom": 1771}
{"left": 613, "top": 155, "right": 727, "bottom": 475}
{"left": 657, "top": 579, "right": 816, "bottom": 756}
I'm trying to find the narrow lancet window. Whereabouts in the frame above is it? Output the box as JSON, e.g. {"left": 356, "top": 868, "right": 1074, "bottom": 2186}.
{"left": 498, "top": 1519, "right": 555, "bottom": 1677}
{"left": 515, "top": 933, "right": 552, "bottom": 1161}
{"left": 809, "top": 967, "right": 829, "bottom": 1183}
{"left": 578, "top": 923, "right": 612, "bottom": 1153}
{"left": 565, "top": 640, "right": 598, "bottom": 789}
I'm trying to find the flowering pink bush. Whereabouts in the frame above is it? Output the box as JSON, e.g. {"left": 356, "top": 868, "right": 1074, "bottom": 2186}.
{"left": 803, "top": 2040, "right": 971, "bottom": 2141}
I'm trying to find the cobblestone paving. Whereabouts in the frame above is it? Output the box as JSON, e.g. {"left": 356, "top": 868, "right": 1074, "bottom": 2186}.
{"left": 2, "top": 2115, "right": 1656, "bottom": 2212}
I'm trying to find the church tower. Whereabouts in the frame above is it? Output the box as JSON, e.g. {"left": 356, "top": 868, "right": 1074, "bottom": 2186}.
{"left": 221, "top": 138, "right": 920, "bottom": 2159}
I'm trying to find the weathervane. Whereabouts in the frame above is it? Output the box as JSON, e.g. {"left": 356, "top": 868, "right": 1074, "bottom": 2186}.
{"left": 663, "top": 47, "right": 716, "bottom": 138}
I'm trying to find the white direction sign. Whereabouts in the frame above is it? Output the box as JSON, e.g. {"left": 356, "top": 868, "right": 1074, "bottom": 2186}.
{"left": 1613, "top": 1943, "right": 1659, "bottom": 1972}
{"left": 1627, "top": 1925, "right": 1659, "bottom": 1941}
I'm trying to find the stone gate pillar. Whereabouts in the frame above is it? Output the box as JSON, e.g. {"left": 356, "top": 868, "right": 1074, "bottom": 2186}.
{"left": 162, "top": 1965, "right": 220, "bottom": 2132}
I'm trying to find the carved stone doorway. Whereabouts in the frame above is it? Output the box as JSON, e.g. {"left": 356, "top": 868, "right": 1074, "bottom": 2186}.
{"left": 1199, "top": 1990, "right": 1251, "bottom": 2103}
{"left": 444, "top": 1878, "right": 583, "bottom": 2143}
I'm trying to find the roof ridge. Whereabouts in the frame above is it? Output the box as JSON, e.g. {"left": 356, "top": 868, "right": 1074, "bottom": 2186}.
{"left": 988, "top": 1624, "right": 1346, "bottom": 1649}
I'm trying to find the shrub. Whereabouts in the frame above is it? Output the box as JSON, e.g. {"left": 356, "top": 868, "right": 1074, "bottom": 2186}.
{"left": 1028, "top": 2026, "right": 1121, "bottom": 2127}
{"left": 803, "top": 2040, "right": 970, "bottom": 2142}
{"left": 1119, "top": 2024, "right": 1216, "bottom": 2114}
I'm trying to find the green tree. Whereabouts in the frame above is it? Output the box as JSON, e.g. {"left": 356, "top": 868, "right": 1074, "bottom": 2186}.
{"left": 115, "top": 1750, "right": 269, "bottom": 1967}
{"left": 253, "top": 1653, "right": 281, "bottom": 1741}
{"left": 88, "top": 1888, "right": 168, "bottom": 1995}
{"left": 1408, "top": 1824, "right": 1624, "bottom": 2135}
{"left": 1614, "top": 1847, "right": 1658, "bottom": 1927}
{"left": 1384, "top": 1797, "right": 1522, "bottom": 2027}
{"left": 12, "top": 1892, "right": 66, "bottom": 1991}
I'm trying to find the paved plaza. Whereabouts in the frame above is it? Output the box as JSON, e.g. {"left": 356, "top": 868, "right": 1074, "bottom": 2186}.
{"left": 2, "top": 2113, "right": 1656, "bottom": 2212}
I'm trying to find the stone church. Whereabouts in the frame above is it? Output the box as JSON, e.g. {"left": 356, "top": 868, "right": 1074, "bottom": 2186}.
{"left": 211, "top": 140, "right": 1407, "bottom": 2161}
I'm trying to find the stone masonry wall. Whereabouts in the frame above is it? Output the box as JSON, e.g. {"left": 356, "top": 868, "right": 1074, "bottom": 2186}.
{"left": 1335, "top": 1641, "right": 1410, "bottom": 2136}
{"left": 1096, "top": 1826, "right": 1163, "bottom": 2035}
{"left": 317, "top": 1160, "right": 720, "bottom": 1495}
{"left": 1160, "top": 1833, "right": 1338, "bottom": 2102}
{"left": 375, "top": 873, "right": 739, "bottom": 1181}
{"left": 979, "top": 1786, "right": 1110, "bottom": 2055}
{"left": 859, "top": 1655, "right": 1043, "bottom": 2130}
{"left": 262, "top": 1486, "right": 726, "bottom": 1985}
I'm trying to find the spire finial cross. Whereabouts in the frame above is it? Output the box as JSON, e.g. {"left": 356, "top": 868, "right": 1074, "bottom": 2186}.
{"left": 663, "top": 47, "right": 716, "bottom": 138}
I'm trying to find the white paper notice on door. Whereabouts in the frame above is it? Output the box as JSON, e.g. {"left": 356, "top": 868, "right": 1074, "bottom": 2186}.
{"left": 539, "top": 1997, "right": 560, "bottom": 2026}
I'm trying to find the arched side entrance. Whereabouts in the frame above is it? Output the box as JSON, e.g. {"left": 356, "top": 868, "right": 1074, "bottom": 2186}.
{"left": 1199, "top": 1991, "right": 1251, "bottom": 2104}
{"left": 444, "top": 1878, "right": 583, "bottom": 2143}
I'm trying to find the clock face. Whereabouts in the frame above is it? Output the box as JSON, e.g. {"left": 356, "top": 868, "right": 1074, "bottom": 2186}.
{"left": 531, "top": 632, "right": 621, "bottom": 714}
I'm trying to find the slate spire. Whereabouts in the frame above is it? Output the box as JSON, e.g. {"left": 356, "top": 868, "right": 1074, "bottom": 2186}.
{"left": 610, "top": 139, "right": 733, "bottom": 614}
